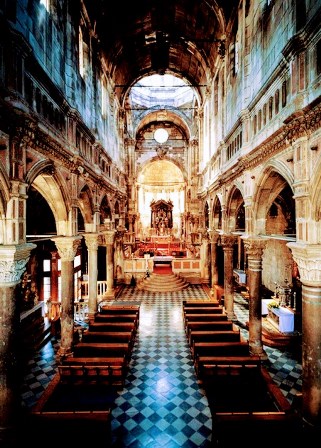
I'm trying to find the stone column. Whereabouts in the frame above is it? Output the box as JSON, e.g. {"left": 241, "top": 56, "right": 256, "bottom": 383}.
{"left": 101, "top": 230, "right": 116, "bottom": 300}
{"left": 220, "top": 234, "right": 236, "bottom": 320}
{"left": 209, "top": 231, "right": 220, "bottom": 287}
{"left": 52, "top": 236, "right": 82, "bottom": 357}
{"left": 0, "top": 243, "right": 36, "bottom": 447}
{"left": 287, "top": 242, "right": 321, "bottom": 432}
{"left": 83, "top": 233, "right": 99, "bottom": 322}
{"left": 200, "top": 230, "right": 210, "bottom": 284}
{"left": 243, "top": 237, "right": 267, "bottom": 359}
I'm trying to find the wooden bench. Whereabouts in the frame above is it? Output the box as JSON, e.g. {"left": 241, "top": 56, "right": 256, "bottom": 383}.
{"left": 58, "top": 364, "right": 126, "bottom": 388}
{"left": 183, "top": 306, "right": 224, "bottom": 314}
{"left": 189, "top": 330, "right": 241, "bottom": 356}
{"left": 185, "top": 321, "right": 235, "bottom": 335}
{"left": 82, "top": 330, "right": 135, "bottom": 348}
{"left": 62, "top": 356, "right": 126, "bottom": 366}
{"left": 73, "top": 342, "right": 131, "bottom": 360}
{"left": 182, "top": 300, "right": 220, "bottom": 307}
{"left": 193, "top": 341, "right": 250, "bottom": 368}
{"left": 94, "top": 313, "right": 139, "bottom": 328}
{"left": 99, "top": 304, "right": 140, "bottom": 313}
{"left": 28, "top": 410, "right": 112, "bottom": 447}
{"left": 89, "top": 321, "right": 137, "bottom": 333}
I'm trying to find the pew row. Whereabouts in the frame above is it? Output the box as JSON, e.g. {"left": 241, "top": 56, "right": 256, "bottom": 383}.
{"left": 193, "top": 341, "right": 250, "bottom": 367}
{"left": 81, "top": 330, "right": 135, "bottom": 349}
{"left": 24, "top": 373, "right": 114, "bottom": 448}
{"left": 189, "top": 330, "right": 242, "bottom": 357}
{"left": 73, "top": 341, "right": 131, "bottom": 360}
{"left": 182, "top": 300, "right": 220, "bottom": 306}
{"left": 185, "top": 320, "right": 236, "bottom": 336}
{"left": 58, "top": 363, "right": 126, "bottom": 388}
{"left": 208, "top": 366, "right": 300, "bottom": 447}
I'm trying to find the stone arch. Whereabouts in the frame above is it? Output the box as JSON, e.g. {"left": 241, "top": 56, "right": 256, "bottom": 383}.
{"left": 252, "top": 166, "right": 295, "bottom": 237}
{"left": 225, "top": 186, "right": 245, "bottom": 233}
{"left": 212, "top": 195, "right": 222, "bottom": 231}
{"left": 27, "top": 164, "right": 70, "bottom": 236}
{"left": 100, "top": 195, "right": 112, "bottom": 224}
{"left": 78, "top": 184, "right": 94, "bottom": 232}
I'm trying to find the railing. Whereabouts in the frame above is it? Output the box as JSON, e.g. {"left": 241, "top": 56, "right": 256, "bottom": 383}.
{"left": 79, "top": 280, "right": 108, "bottom": 302}
{"left": 46, "top": 298, "right": 89, "bottom": 323}
{"left": 45, "top": 280, "right": 108, "bottom": 324}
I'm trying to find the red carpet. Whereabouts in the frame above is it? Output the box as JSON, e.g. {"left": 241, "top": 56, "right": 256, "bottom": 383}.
{"left": 153, "top": 264, "right": 173, "bottom": 275}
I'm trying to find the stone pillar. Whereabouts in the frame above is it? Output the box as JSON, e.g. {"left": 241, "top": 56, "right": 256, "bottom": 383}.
{"left": 243, "top": 237, "right": 267, "bottom": 359}
{"left": 287, "top": 242, "right": 321, "bottom": 432}
{"left": 0, "top": 243, "right": 36, "bottom": 447}
{"left": 200, "top": 231, "right": 210, "bottom": 284}
{"left": 102, "top": 230, "right": 116, "bottom": 300}
{"left": 83, "top": 233, "right": 99, "bottom": 322}
{"left": 220, "top": 234, "right": 236, "bottom": 320}
{"left": 209, "top": 231, "right": 220, "bottom": 287}
{"left": 52, "top": 236, "right": 82, "bottom": 357}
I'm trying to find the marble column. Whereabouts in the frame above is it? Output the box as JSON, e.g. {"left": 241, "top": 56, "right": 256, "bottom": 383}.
{"left": 83, "top": 233, "right": 99, "bottom": 322}
{"left": 52, "top": 236, "right": 82, "bottom": 357}
{"left": 0, "top": 243, "right": 36, "bottom": 447}
{"left": 243, "top": 237, "right": 267, "bottom": 359}
{"left": 220, "top": 234, "right": 236, "bottom": 320}
{"left": 200, "top": 231, "right": 210, "bottom": 284}
{"left": 102, "top": 230, "right": 116, "bottom": 300}
{"left": 287, "top": 242, "right": 321, "bottom": 432}
{"left": 209, "top": 231, "right": 220, "bottom": 287}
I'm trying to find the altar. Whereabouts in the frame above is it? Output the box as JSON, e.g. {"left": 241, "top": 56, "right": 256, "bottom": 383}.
{"left": 267, "top": 306, "right": 294, "bottom": 333}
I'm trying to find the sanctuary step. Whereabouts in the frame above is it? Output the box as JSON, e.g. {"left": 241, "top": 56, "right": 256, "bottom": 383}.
{"left": 137, "top": 273, "right": 189, "bottom": 292}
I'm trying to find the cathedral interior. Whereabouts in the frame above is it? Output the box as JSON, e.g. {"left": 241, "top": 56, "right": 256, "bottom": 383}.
{"left": 1, "top": 0, "right": 321, "bottom": 446}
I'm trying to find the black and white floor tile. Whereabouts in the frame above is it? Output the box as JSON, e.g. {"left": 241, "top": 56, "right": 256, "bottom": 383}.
{"left": 21, "top": 285, "right": 302, "bottom": 447}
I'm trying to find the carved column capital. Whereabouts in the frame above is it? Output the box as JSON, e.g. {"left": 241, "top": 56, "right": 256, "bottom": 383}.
{"left": 100, "top": 230, "right": 116, "bottom": 246}
{"left": 83, "top": 233, "right": 99, "bottom": 251}
{"left": 0, "top": 243, "right": 36, "bottom": 285}
{"left": 220, "top": 234, "right": 236, "bottom": 249}
{"left": 242, "top": 237, "right": 267, "bottom": 259}
{"left": 51, "top": 236, "right": 82, "bottom": 261}
{"left": 208, "top": 230, "right": 220, "bottom": 244}
{"left": 287, "top": 242, "right": 321, "bottom": 285}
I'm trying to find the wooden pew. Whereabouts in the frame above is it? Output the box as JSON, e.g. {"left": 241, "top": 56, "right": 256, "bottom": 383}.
{"left": 62, "top": 356, "right": 126, "bottom": 366}
{"left": 183, "top": 306, "right": 224, "bottom": 314}
{"left": 81, "top": 330, "right": 135, "bottom": 348}
{"left": 73, "top": 342, "right": 131, "bottom": 360}
{"left": 185, "top": 320, "right": 235, "bottom": 336}
{"left": 58, "top": 364, "right": 126, "bottom": 388}
{"left": 99, "top": 304, "right": 140, "bottom": 314}
{"left": 89, "top": 321, "right": 137, "bottom": 333}
{"left": 189, "top": 330, "right": 241, "bottom": 357}
{"left": 28, "top": 410, "right": 112, "bottom": 447}
{"left": 25, "top": 373, "right": 113, "bottom": 447}
{"left": 94, "top": 313, "right": 139, "bottom": 327}
{"left": 182, "top": 300, "right": 220, "bottom": 307}
{"left": 196, "top": 355, "right": 261, "bottom": 379}
{"left": 193, "top": 341, "right": 250, "bottom": 369}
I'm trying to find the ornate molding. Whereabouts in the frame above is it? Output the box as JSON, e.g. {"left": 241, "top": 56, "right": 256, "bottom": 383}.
{"left": 51, "top": 236, "right": 82, "bottom": 261}
{"left": 287, "top": 242, "right": 321, "bottom": 284}
{"left": 83, "top": 233, "right": 99, "bottom": 251}
{"left": 219, "top": 234, "right": 236, "bottom": 248}
{"left": 242, "top": 238, "right": 267, "bottom": 259}
{"left": 0, "top": 243, "right": 36, "bottom": 284}
{"left": 99, "top": 230, "right": 116, "bottom": 246}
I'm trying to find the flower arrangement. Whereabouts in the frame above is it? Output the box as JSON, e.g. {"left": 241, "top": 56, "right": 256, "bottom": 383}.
{"left": 268, "top": 300, "right": 280, "bottom": 309}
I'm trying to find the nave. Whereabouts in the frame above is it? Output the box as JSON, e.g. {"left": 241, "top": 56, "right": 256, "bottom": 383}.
{"left": 21, "top": 286, "right": 302, "bottom": 447}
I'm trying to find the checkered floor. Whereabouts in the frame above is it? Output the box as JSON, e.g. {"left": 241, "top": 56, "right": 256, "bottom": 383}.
{"left": 21, "top": 285, "right": 302, "bottom": 447}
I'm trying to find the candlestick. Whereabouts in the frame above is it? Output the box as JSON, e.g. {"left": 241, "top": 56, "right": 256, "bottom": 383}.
{"left": 293, "top": 292, "right": 296, "bottom": 310}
